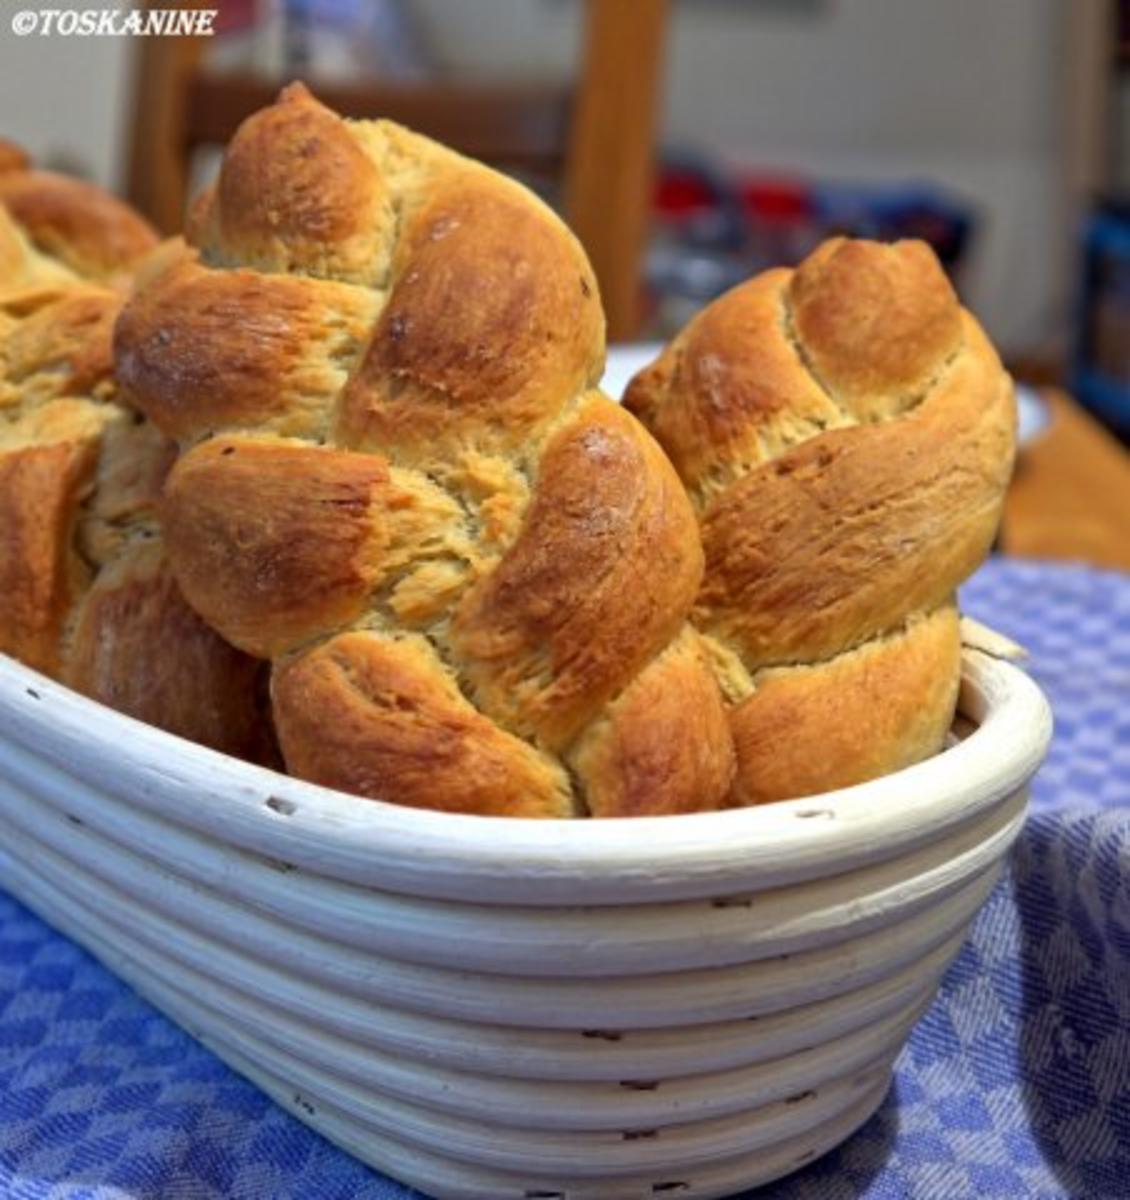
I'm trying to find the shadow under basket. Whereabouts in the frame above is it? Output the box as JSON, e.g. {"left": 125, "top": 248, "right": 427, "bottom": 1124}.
{"left": 0, "top": 647, "right": 1052, "bottom": 1200}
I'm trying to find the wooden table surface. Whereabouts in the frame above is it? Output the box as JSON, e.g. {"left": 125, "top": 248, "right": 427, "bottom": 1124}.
{"left": 1001, "top": 389, "right": 1130, "bottom": 571}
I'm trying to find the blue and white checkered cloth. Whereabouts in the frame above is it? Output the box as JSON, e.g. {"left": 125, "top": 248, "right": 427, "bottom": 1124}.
{"left": 1, "top": 557, "right": 1127, "bottom": 1199}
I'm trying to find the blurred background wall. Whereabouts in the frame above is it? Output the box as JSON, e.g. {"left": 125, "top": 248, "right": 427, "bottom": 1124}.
{"left": 415, "top": 0, "right": 1063, "bottom": 355}
{"left": 0, "top": 31, "right": 130, "bottom": 190}
{"left": 0, "top": 0, "right": 1087, "bottom": 358}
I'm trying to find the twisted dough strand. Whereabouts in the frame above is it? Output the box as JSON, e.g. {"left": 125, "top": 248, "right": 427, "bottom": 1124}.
{"left": 625, "top": 238, "right": 1016, "bottom": 804}
{"left": 116, "top": 85, "right": 735, "bottom": 818}
{"left": 0, "top": 145, "right": 157, "bottom": 283}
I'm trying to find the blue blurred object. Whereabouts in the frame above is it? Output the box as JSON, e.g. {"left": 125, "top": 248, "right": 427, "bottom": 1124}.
{"left": 811, "top": 182, "right": 973, "bottom": 272}
{"left": 1071, "top": 201, "right": 1130, "bottom": 441}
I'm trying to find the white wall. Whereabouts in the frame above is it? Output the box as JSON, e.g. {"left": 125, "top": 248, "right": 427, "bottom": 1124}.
{"left": 0, "top": 31, "right": 131, "bottom": 187}
{"left": 0, "top": 0, "right": 1066, "bottom": 353}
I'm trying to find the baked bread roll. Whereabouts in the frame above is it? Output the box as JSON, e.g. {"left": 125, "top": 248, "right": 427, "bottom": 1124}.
{"left": 115, "top": 83, "right": 735, "bottom": 818}
{"left": 0, "top": 141, "right": 157, "bottom": 283}
{"left": 625, "top": 238, "right": 1016, "bottom": 804}
{"left": 0, "top": 198, "right": 274, "bottom": 763}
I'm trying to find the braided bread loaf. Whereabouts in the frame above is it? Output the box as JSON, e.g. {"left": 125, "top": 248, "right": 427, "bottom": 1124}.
{"left": 625, "top": 238, "right": 1016, "bottom": 804}
{"left": 0, "top": 173, "right": 274, "bottom": 763}
{"left": 114, "top": 84, "right": 735, "bottom": 818}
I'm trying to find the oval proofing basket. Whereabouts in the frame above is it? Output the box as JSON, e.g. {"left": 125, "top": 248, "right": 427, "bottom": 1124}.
{"left": 0, "top": 648, "right": 1051, "bottom": 1200}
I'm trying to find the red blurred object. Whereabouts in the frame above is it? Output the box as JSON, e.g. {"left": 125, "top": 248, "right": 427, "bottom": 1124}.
{"left": 737, "top": 176, "right": 811, "bottom": 225}
{"left": 655, "top": 169, "right": 717, "bottom": 219}
{"left": 215, "top": 0, "right": 258, "bottom": 35}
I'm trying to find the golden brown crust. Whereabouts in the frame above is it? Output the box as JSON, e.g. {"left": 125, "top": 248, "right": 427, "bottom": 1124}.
{"left": 624, "top": 268, "right": 843, "bottom": 505}
{"left": 199, "top": 82, "right": 393, "bottom": 287}
{"left": 571, "top": 629, "right": 736, "bottom": 818}
{"left": 0, "top": 437, "right": 97, "bottom": 674}
{"left": 115, "top": 84, "right": 730, "bottom": 818}
{"left": 272, "top": 631, "right": 574, "bottom": 817}
{"left": 0, "top": 169, "right": 157, "bottom": 281}
{"left": 697, "top": 314, "right": 1014, "bottom": 667}
{"left": 66, "top": 541, "right": 280, "bottom": 766}
{"left": 113, "top": 250, "right": 379, "bottom": 444}
{"left": 451, "top": 396, "right": 703, "bottom": 748}
{"left": 626, "top": 238, "right": 1015, "bottom": 804}
{"left": 162, "top": 437, "right": 391, "bottom": 659}
{"left": 727, "top": 606, "right": 962, "bottom": 805}
{"left": 4, "top": 286, "right": 119, "bottom": 401}
{"left": 0, "top": 257, "right": 131, "bottom": 679}
{"left": 789, "top": 238, "right": 963, "bottom": 420}
{"left": 336, "top": 176, "right": 602, "bottom": 461}
{"left": 0, "top": 218, "right": 275, "bottom": 765}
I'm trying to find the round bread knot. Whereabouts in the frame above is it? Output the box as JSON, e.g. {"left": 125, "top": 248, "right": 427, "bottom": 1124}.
{"left": 625, "top": 237, "right": 1016, "bottom": 804}
{"left": 115, "top": 83, "right": 736, "bottom": 818}
{"left": 0, "top": 143, "right": 157, "bottom": 284}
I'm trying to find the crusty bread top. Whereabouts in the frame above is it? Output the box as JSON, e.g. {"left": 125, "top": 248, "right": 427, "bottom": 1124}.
{"left": 0, "top": 141, "right": 157, "bottom": 281}
{"left": 624, "top": 238, "right": 1014, "bottom": 804}
{"left": 114, "top": 84, "right": 735, "bottom": 818}
{"left": 625, "top": 238, "right": 1016, "bottom": 671}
